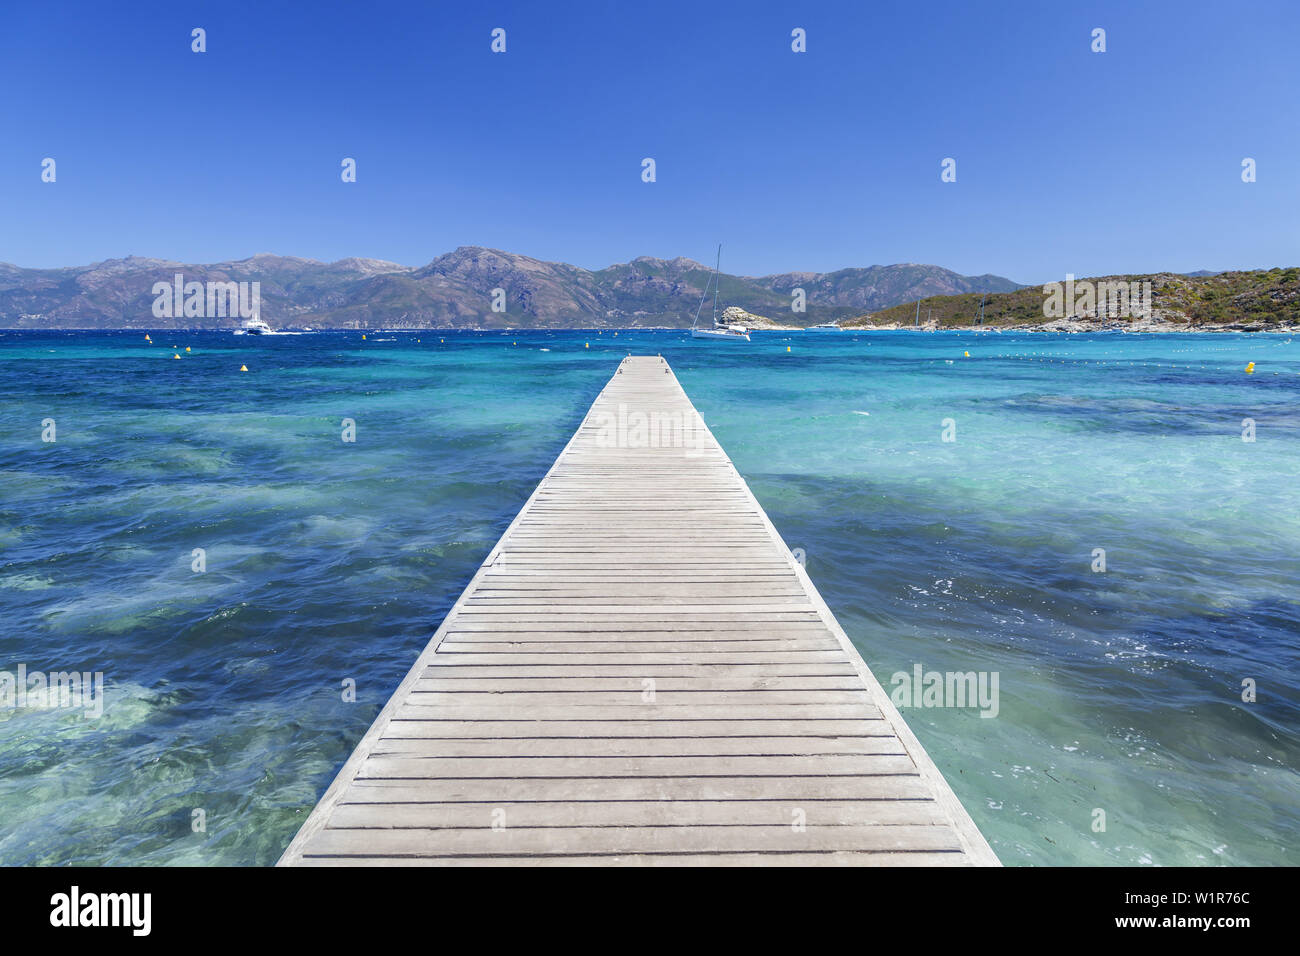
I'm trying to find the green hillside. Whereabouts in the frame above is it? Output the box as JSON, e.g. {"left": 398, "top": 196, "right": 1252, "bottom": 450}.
{"left": 844, "top": 269, "right": 1300, "bottom": 329}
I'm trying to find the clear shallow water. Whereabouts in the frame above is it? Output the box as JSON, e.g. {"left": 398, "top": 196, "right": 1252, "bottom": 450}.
{"left": 0, "top": 329, "right": 1296, "bottom": 866}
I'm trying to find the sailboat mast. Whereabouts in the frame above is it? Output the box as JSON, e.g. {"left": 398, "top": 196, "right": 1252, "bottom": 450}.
{"left": 711, "top": 244, "right": 721, "bottom": 325}
{"left": 691, "top": 245, "right": 722, "bottom": 331}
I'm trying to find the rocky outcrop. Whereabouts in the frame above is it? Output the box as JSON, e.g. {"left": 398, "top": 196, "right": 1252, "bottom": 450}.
{"left": 718, "top": 306, "right": 788, "bottom": 330}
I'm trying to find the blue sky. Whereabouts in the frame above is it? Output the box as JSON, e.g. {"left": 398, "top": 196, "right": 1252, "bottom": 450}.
{"left": 2, "top": 0, "right": 1297, "bottom": 281}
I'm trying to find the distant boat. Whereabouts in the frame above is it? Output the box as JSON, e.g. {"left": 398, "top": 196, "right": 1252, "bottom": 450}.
{"left": 690, "top": 245, "right": 750, "bottom": 341}
{"left": 234, "top": 312, "right": 272, "bottom": 335}
{"left": 805, "top": 322, "right": 843, "bottom": 332}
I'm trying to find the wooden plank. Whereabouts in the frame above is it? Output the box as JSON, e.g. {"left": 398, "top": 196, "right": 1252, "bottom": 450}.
{"left": 416, "top": 664, "right": 863, "bottom": 677}
{"left": 354, "top": 754, "right": 919, "bottom": 779}
{"left": 343, "top": 777, "right": 930, "bottom": 802}
{"left": 327, "top": 800, "right": 943, "bottom": 828}
{"left": 402, "top": 690, "right": 876, "bottom": 706}
{"left": 443, "top": 622, "right": 831, "bottom": 633}
{"left": 369, "top": 737, "right": 909, "bottom": 757}
{"left": 437, "top": 635, "right": 841, "bottom": 646}
{"left": 298, "top": 825, "right": 964, "bottom": 857}
{"left": 424, "top": 653, "right": 853, "bottom": 665}
{"left": 413, "top": 677, "right": 866, "bottom": 691}
{"left": 296, "top": 852, "right": 970, "bottom": 867}
{"left": 278, "top": 356, "right": 997, "bottom": 867}
{"left": 379, "top": 719, "right": 892, "bottom": 737}
{"left": 390, "top": 704, "right": 884, "bottom": 721}
{"left": 428, "top": 640, "right": 843, "bottom": 654}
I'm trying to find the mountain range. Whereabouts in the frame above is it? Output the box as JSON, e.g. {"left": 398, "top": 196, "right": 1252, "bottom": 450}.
{"left": 0, "top": 248, "right": 1022, "bottom": 329}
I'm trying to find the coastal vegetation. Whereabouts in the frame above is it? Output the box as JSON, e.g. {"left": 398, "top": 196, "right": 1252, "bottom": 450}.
{"left": 844, "top": 269, "right": 1300, "bottom": 330}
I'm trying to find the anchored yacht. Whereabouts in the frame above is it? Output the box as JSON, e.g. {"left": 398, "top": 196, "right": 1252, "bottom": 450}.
{"left": 690, "top": 245, "right": 750, "bottom": 341}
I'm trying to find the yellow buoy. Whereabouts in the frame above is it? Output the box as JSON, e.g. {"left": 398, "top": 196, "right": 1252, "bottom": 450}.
{"left": 964, "top": 351, "right": 970, "bottom": 357}
{"left": 362, "top": 334, "right": 366, "bottom": 340}
{"left": 239, "top": 364, "right": 248, "bottom": 372}
{"left": 144, "top": 334, "right": 151, "bottom": 341}
{"left": 173, "top": 353, "right": 181, "bottom": 359}
{"left": 585, "top": 342, "right": 589, "bottom": 348}
{"left": 185, "top": 346, "right": 191, "bottom": 352}
{"left": 1246, "top": 362, "right": 1255, "bottom": 373}
{"left": 786, "top": 346, "right": 791, "bottom": 352}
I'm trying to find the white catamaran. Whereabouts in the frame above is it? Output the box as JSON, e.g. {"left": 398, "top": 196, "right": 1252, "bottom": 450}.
{"left": 690, "top": 245, "right": 750, "bottom": 341}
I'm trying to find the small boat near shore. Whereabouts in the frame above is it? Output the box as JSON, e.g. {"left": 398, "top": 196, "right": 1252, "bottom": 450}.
{"left": 805, "top": 322, "right": 843, "bottom": 332}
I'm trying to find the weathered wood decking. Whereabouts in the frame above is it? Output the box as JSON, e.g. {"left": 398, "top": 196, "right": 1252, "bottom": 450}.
{"left": 279, "top": 355, "right": 997, "bottom": 866}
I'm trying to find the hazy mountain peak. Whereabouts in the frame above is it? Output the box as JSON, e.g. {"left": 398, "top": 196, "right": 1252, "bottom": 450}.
{"left": 229, "top": 253, "right": 321, "bottom": 267}
{"left": 83, "top": 255, "right": 183, "bottom": 274}
{"left": 628, "top": 255, "right": 709, "bottom": 272}
{"left": 330, "top": 257, "right": 415, "bottom": 274}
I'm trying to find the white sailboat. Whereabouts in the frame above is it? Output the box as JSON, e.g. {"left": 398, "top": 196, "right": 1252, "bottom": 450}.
{"left": 690, "top": 245, "right": 750, "bottom": 341}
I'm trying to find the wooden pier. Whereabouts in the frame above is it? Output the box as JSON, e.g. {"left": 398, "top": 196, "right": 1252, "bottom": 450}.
{"left": 279, "top": 356, "right": 997, "bottom": 866}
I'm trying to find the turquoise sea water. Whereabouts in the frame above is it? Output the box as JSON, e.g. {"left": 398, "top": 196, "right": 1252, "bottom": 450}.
{"left": 1, "top": 329, "right": 1296, "bottom": 866}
